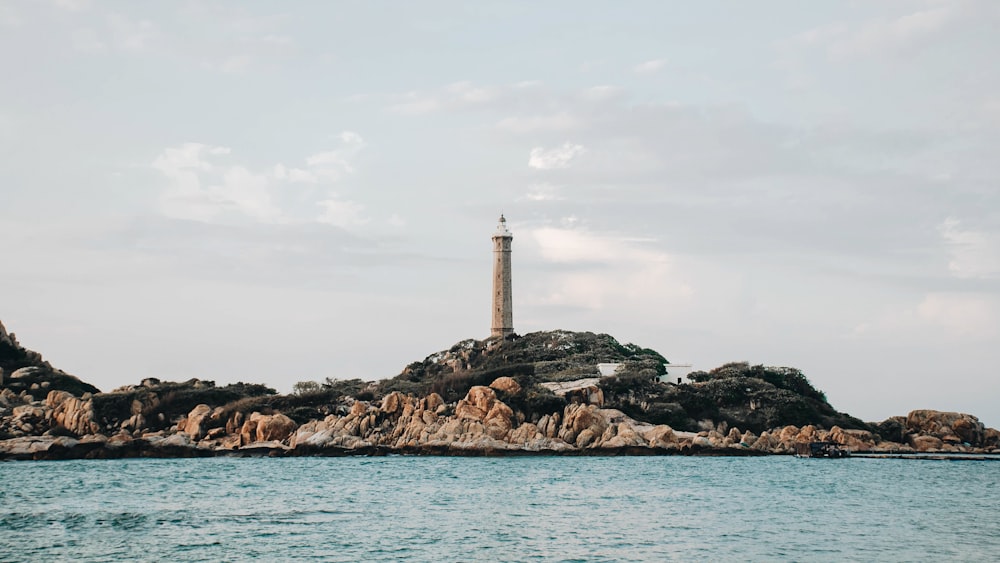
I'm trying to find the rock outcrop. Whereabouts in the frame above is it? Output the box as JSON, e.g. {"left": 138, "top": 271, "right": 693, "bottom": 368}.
{"left": 905, "top": 410, "right": 986, "bottom": 446}
{"left": 3, "top": 380, "right": 998, "bottom": 460}
{"left": 1, "top": 321, "right": 998, "bottom": 460}
{"left": 46, "top": 390, "right": 100, "bottom": 436}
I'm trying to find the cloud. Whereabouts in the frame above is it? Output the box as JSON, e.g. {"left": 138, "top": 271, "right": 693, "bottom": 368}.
{"left": 387, "top": 81, "right": 499, "bottom": 115}
{"left": 497, "top": 112, "right": 581, "bottom": 134}
{"left": 939, "top": 217, "right": 1000, "bottom": 279}
{"left": 526, "top": 225, "right": 690, "bottom": 311}
{"left": 387, "top": 93, "right": 442, "bottom": 116}
{"left": 528, "top": 143, "right": 585, "bottom": 170}
{"left": 579, "top": 85, "right": 623, "bottom": 103}
{"left": 778, "top": 3, "right": 975, "bottom": 63}
{"left": 261, "top": 34, "right": 293, "bottom": 46}
{"left": 218, "top": 54, "right": 253, "bottom": 74}
{"left": 106, "top": 13, "right": 157, "bottom": 52}
{"left": 917, "top": 293, "right": 999, "bottom": 339}
{"left": 519, "top": 183, "right": 563, "bottom": 202}
{"left": 855, "top": 291, "right": 1000, "bottom": 343}
{"left": 832, "top": 7, "right": 953, "bottom": 59}
{"left": 0, "top": 5, "right": 22, "bottom": 27}
{"left": 53, "top": 0, "right": 91, "bottom": 11}
{"left": 316, "top": 197, "right": 368, "bottom": 229}
{"left": 152, "top": 143, "right": 281, "bottom": 223}
{"left": 216, "top": 166, "right": 281, "bottom": 222}
{"left": 152, "top": 132, "right": 367, "bottom": 225}
{"left": 633, "top": 59, "right": 666, "bottom": 74}
{"left": 71, "top": 28, "right": 107, "bottom": 53}
{"left": 304, "top": 131, "right": 366, "bottom": 182}
{"left": 273, "top": 163, "right": 317, "bottom": 183}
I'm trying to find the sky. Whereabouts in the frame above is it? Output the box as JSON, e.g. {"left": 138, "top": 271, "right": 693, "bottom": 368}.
{"left": 1, "top": 1, "right": 998, "bottom": 427}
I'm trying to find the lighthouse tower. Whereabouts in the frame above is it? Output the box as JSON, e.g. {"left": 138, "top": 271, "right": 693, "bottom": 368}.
{"left": 491, "top": 214, "right": 514, "bottom": 338}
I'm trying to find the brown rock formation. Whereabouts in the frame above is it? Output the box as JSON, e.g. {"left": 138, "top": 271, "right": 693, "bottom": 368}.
{"left": 256, "top": 413, "right": 297, "bottom": 442}
{"left": 177, "top": 404, "right": 213, "bottom": 440}
{"left": 489, "top": 376, "right": 522, "bottom": 395}
{"left": 560, "top": 403, "right": 609, "bottom": 447}
{"left": 910, "top": 435, "right": 944, "bottom": 452}
{"left": 906, "top": 410, "right": 986, "bottom": 446}
{"left": 455, "top": 386, "right": 497, "bottom": 421}
{"left": 46, "top": 390, "right": 99, "bottom": 436}
{"left": 645, "top": 425, "right": 677, "bottom": 448}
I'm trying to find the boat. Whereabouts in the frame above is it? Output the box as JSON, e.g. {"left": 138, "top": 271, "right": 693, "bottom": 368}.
{"left": 795, "top": 441, "right": 851, "bottom": 458}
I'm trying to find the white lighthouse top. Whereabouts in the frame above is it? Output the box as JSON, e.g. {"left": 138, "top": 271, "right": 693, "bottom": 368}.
{"left": 493, "top": 214, "right": 512, "bottom": 237}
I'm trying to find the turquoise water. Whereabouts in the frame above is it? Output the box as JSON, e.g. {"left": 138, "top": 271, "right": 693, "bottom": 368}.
{"left": 1, "top": 456, "right": 998, "bottom": 561}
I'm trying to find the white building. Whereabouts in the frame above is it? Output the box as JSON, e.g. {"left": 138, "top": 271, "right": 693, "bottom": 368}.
{"left": 658, "top": 363, "right": 694, "bottom": 384}
{"left": 597, "top": 361, "right": 695, "bottom": 384}
{"left": 596, "top": 363, "right": 621, "bottom": 377}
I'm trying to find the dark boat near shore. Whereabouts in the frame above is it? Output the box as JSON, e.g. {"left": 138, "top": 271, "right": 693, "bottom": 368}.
{"left": 796, "top": 442, "right": 850, "bottom": 458}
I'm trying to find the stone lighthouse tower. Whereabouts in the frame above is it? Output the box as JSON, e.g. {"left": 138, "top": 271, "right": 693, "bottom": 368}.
{"left": 491, "top": 214, "right": 514, "bottom": 338}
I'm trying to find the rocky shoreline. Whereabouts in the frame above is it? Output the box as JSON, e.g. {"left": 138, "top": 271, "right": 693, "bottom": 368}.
{"left": 2, "top": 379, "right": 996, "bottom": 462}
{"left": 3, "top": 321, "right": 997, "bottom": 462}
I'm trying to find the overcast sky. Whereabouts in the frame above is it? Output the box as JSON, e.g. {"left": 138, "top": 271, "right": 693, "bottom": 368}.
{"left": 2, "top": 1, "right": 998, "bottom": 426}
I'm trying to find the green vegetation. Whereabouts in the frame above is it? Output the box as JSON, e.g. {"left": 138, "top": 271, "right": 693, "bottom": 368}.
{"left": 378, "top": 331, "right": 666, "bottom": 402}
{"left": 1, "top": 322, "right": 872, "bottom": 436}
{"left": 1, "top": 339, "right": 100, "bottom": 399}
{"left": 602, "top": 361, "right": 867, "bottom": 433}
{"left": 293, "top": 381, "right": 323, "bottom": 395}
{"left": 92, "top": 380, "right": 277, "bottom": 432}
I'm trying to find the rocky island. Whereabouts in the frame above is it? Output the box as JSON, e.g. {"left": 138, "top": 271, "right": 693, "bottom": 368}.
{"left": 1, "top": 320, "right": 997, "bottom": 460}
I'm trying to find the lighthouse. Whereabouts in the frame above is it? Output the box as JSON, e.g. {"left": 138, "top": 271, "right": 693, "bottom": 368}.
{"left": 491, "top": 214, "right": 514, "bottom": 338}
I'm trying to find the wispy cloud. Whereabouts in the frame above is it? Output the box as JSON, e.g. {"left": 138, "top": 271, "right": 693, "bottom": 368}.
{"left": 152, "top": 132, "right": 368, "bottom": 226}
{"left": 52, "top": 0, "right": 91, "bottom": 12}
{"left": 939, "top": 217, "right": 1000, "bottom": 280}
{"left": 316, "top": 197, "right": 368, "bottom": 229}
{"left": 303, "top": 131, "right": 366, "bottom": 182}
{"left": 497, "top": 112, "right": 581, "bottom": 134}
{"left": 854, "top": 292, "right": 1000, "bottom": 342}
{"left": 106, "top": 13, "right": 157, "bottom": 52}
{"left": 0, "top": 4, "right": 22, "bottom": 26}
{"left": 152, "top": 143, "right": 281, "bottom": 223}
{"left": 633, "top": 59, "right": 666, "bottom": 74}
{"left": 777, "top": 3, "right": 972, "bottom": 64}
{"left": 526, "top": 224, "right": 690, "bottom": 311}
{"left": 519, "top": 183, "right": 563, "bottom": 202}
{"left": 528, "top": 143, "right": 585, "bottom": 170}
{"left": 387, "top": 81, "right": 499, "bottom": 115}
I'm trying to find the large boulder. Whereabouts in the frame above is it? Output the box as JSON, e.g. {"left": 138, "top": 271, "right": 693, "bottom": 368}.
{"left": 489, "top": 376, "right": 522, "bottom": 395}
{"left": 600, "top": 422, "right": 647, "bottom": 448}
{"left": 644, "top": 425, "right": 677, "bottom": 448}
{"left": 575, "top": 428, "right": 599, "bottom": 448}
{"left": 559, "top": 403, "right": 609, "bottom": 446}
{"left": 46, "top": 390, "right": 99, "bottom": 436}
{"left": 508, "top": 423, "right": 542, "bottom": 445}
{"left": 177, "top": 404, "right": 213, "bottom": 440}
{"left": 240, "top": 413, "right": 262, "bottom": 445}
{"left": 910, "top": 434, "right": 943, "bottom": 452}
{"left": 380, "top": 391, "right": 407, "bottom": 417}
{"left": 256, "top": 413, "right": 298, "bottom": 443}
{"left": 423, "top": 393, "right": 445, "bottom": 413}
{"left": 985, "top": 428, "right": 1000, "bottom": 449}
{"left": 455, "top": 386, "right": 496, "bottom": 421}
{"left": 875, "top": 416, "right": 907, "bottom": 443}
{"left": 483, "top": 400, "right": 514, "bottom": 440}
{"left": 828, "top": 426, "right": 876, "bottom": 450}
{"left": 348, "top": 400, "right": 368, "bottom": 418}
{"left": 778, "top": 425, "right": 799, "bottom": 443}
{"left": 11, "top": 367, "right": 44, "bottom": 380}
{"left": 906, "top": 410, "right": 986, "bottom": 446}
{"left": 9, "top": 404, "right": 48, "bottom": 435}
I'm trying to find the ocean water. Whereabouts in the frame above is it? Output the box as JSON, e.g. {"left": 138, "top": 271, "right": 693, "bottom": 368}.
{"left": 1, "top": 456, "right": 998, "bottom": 562}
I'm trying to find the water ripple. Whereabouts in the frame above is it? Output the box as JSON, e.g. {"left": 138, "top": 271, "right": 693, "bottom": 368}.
{"left": 0, "top": 457, "right": 998, "bottom": 561}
